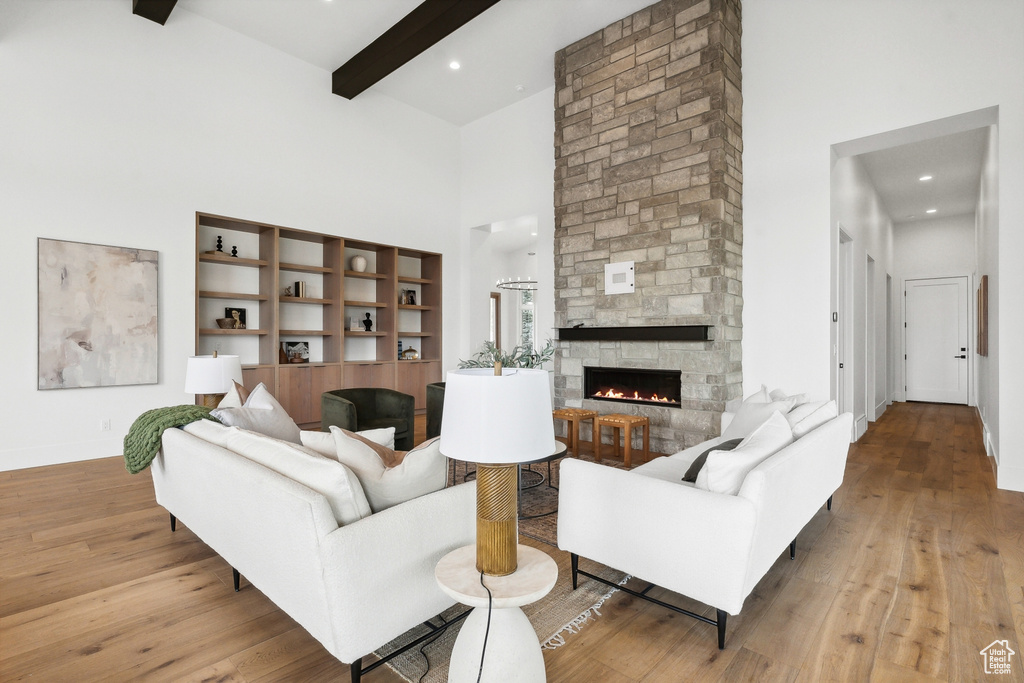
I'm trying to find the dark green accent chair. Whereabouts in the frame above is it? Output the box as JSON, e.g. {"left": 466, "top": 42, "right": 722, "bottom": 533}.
{"left": 426, "top": 382, "right": 446, "bottom": 440}
{"left": 321, "top": 388, "right": 415, "bottom": 451}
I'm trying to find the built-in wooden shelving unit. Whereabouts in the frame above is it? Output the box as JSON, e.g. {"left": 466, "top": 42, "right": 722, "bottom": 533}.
{"left": 195, "top": 212, "right": 442, "bottom": 425}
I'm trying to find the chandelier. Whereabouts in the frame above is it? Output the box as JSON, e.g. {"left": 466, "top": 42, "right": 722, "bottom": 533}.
{"left": 495, "top": 276, "right": 537, "bottom": 291}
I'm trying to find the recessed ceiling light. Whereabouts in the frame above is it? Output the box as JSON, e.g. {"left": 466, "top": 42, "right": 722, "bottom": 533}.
{"left": 449, "top": 61, "right": 460, "bottom": 70}
{"left": 926, "top": 209, "right": 937, "bottom": 214}
{"left": 919, "top": 175, "right": 933, "bottom": 181}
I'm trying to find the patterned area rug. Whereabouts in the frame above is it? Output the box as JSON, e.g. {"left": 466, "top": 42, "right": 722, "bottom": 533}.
{"left": 376, "top": 452, "right": 630, "bottom": 683}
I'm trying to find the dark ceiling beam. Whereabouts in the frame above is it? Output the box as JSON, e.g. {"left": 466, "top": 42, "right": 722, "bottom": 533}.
{"left": 132, "top": 0, "right": 177, "bottom": 26}
{"left": 333, "top": 0, "right": 500, "bottom": 100}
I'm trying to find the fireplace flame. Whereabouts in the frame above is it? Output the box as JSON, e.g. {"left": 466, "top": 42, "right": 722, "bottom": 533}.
{"left": 592, "top": 388, "right": 676, "bottom": 404}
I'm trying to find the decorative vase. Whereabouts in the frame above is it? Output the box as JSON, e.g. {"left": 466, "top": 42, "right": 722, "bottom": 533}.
{"left": 350, "top": 255, "right": 367, "bottom": 272}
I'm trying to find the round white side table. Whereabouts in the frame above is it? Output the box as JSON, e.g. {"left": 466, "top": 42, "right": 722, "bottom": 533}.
{"left": 435, "top": 544, "right": 558, "bottom": 683}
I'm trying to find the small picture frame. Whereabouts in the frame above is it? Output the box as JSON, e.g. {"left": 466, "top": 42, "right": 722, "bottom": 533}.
{"left": 407, "top": 290, "right": 416, "bottom": 306}
{"left": 224, "top": 307, "right": 247, "bottom": 329}
{"left": 281, "top": 340, "right": 309, "bottom": 363}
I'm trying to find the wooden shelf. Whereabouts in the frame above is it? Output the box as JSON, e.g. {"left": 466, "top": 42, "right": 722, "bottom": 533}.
{"left": 199, "top": 253, "right": 267, "bottom": 268}
{"left": 280, "top": 296, "right": 333, "bottom": 305}
{"left": 344, "top": 270, "right": 387, "bottom": 280}
{"left": 345, "top": 300, "right": 388, "bottom": 308}
{"left": 199, "top": 290, "right": 268, "bottom": 301}
{"left": 279, "top": 261, "right": 335, "bottom": 274}
{"left": 199, "top": 328, "right": 269, "bottom": 335}
{"left": 197, "top": 212, "right": 441, "bottom": 415}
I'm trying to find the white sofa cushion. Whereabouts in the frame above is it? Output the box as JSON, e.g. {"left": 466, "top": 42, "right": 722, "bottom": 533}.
{"left": 791, "top": 400, "right": 839, "bottom": 438}
{"left": 696, "top": 411, "right": 794, "bottom": 495}
{"left": 724, "top": 384, "right": 769, "bottom": 413}
{"left": 183, "top": 419, "right": 371, "bottom": 525}
{"left": 301, "top": 427, "right": 395, "bottom": 455}
{"left": 722, "top": 398, "right": 797, "bottom": 440}
{"left": 769, "top": 388, "right": 809, "bottom": 406}
{"left": 329, "top": 427, "right": 448, "bottom": 512}
{"left": 211, "top": 382, "right": 301, "bottom": 444}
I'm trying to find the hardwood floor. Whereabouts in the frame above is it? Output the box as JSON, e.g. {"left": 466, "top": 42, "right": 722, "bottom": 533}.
{"left": 1, "top": 403, "right": 1021, "bottom": 681}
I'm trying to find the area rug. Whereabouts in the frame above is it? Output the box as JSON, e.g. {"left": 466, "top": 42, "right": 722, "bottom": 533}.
{"left": 377, "top": 453, "right": 630, "bottom": 683}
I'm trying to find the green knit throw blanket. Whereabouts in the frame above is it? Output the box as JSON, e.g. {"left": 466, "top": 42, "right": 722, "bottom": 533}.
{"left": 123, "top": 405, "right": 220, "bottom": 474}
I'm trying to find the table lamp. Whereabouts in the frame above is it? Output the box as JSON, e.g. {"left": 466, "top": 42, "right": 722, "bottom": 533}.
{"left": 184, "top": 351, "right": 242, "bottom": 408}
{"left": 440, "top": 367, "right": 555, "bottom": 576}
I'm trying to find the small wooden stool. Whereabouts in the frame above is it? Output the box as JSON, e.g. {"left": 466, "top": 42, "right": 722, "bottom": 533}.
{"left": 552, "top": 408, "right": 598, "bottom": 457}
{"left": 595, "top": 414, "right": 650, "bottom": 468}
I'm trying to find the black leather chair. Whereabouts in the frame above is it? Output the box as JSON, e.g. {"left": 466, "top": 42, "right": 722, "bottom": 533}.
{"left": 425, "top": 382, "right": 446, "bottom": 440}
{"left": 321, "top": 388, "right": 415, "bottom": 451}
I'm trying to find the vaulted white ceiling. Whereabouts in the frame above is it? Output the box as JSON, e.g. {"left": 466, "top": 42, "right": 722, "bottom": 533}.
{"left": 177, "top": 0, "right": 656, "bottom": 126}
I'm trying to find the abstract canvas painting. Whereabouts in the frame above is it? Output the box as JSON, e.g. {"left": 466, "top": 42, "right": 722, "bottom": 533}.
{"left": 38, "top": 238, "right": 159, "bottom": 389}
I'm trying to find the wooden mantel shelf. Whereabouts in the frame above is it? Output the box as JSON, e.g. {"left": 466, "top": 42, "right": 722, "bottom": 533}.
{"left": 556, "top": 325, "right": 712, "bottom": 342}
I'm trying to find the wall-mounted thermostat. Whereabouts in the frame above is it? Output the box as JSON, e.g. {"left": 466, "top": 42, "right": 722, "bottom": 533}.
{"left": 605, "top": 261, "right": 635, "bottom": 295}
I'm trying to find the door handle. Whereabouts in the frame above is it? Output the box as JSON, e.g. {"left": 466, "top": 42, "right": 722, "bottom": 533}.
{"left": 953, "top": 355, "right": 966, "bottom": 359}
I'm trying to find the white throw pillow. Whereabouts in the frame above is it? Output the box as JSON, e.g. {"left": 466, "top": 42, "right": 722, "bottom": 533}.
{"left": 791, "top": 400, "right": 839, "bottom": 438}
{"left": 183, "top": 419, "right": 371, "bottom": 525}
{"left": 769, "top": 388, "right": 809, "bottom": 406}
{"left": 301, "top": 427, "right": 395, "bottom": 456}
{"left": 211, "top": 382, "right": 301, "bottom": 444}
{"left": 696, "top": 411, "right": 794, "bottom": 495}
{"left": 722, "top": 398, "right": 798, "bottom": 440}
{"left": 724, "top": 384, "right": 770, "bottom": 413}
{"left": 784, "top": 401, "right": 827, "bottom": 428}
{"left": 329, "top": 427, "right": 448, "bottom": 512}
{"left": 215, "top": 381, "right": 249, "bottom": 409}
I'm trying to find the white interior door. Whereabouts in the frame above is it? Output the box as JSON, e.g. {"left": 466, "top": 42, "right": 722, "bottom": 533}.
{"left": 905, "top": 276, "right": 969, "bottom": 404}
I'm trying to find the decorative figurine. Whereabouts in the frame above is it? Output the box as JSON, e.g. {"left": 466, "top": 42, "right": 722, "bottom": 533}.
{"left": 216, "top": 235, "right": 224, "bottom": 252}
{"left": 362, "top": 313, "right": 373, "bottom": 332}
{"left": 231, "top": 246, "right": 238, "bottom": 257}
{"left": 283, "top": 285, "right": 293, "bottom": 297}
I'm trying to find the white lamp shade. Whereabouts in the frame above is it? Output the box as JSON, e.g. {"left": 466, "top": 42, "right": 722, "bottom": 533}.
{"left": 184, "top": 355, "right": 243, "bottom": 395}
{"left": 439, "top": 368, "right": 555, "bottom": 464}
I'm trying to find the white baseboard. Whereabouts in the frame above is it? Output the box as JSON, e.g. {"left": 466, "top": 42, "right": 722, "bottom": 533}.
{"left": 875, "top": 400, "right": 887, "bottom": 418}
{"left": 855, "top": 415, "right": 868, "bottom": 441}
{"left": 0, "top": 437, "right": 122, "bottom": 472}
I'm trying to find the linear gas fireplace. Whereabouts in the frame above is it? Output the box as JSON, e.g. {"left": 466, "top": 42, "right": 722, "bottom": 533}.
{"left": 584, "top": 366, "right": 682, "bottom": 408}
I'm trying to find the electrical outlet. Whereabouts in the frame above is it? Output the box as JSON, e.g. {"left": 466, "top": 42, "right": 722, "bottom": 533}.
{"left": 101, "top": 419, "right": 111, "bottom": 432}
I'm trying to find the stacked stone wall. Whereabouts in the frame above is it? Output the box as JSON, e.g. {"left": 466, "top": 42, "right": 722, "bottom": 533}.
{"left": 553, "top": 0, "right": 743, "bottom": 451}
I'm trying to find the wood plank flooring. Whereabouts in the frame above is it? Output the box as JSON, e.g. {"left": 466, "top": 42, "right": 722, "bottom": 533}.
{"left": 1, "top": 402, "right": 1021, "bottom": 681}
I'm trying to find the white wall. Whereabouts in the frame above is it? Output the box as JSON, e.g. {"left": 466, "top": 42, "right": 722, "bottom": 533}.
{"left": 459, "top": 88, "right": 556, "bottom": 364}
{"left": 894, "top": 213, "right": 978, "bottom": 405}
{"left": 743, "top": 0, "right": 1024, "bottom": 489}
{"left": 0, "top": 1, "right": 461, "bottom": 470}
{"left": 830, "top": 155, "right": 895, "bottom": 433}
{"left": 895, "top": 215, "right": 977, "bottom": 279}
{"left": 976, "top": 125, "right": 1000, "bottom": 462}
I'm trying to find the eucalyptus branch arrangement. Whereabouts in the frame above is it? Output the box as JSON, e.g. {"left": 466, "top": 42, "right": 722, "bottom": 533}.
{"left": 458, "top": 339, "right": 555, "bottom": 369}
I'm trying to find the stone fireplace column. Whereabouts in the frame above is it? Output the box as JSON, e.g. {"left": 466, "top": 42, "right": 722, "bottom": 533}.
{"left": 553, "top": 0, "right": 743, "bottom": 455}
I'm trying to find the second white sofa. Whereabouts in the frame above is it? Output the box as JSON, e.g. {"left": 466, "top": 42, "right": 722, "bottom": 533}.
{"left": 557, "top": 407, "right": 853, "bottom": 648}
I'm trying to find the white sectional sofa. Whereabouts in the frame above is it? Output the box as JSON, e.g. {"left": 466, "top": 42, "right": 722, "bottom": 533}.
{"left": 153, "top": 425, "right": 475, "bottom": 682}
{"left": 557, "top": 396, "right": 853, "bottom": 649}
